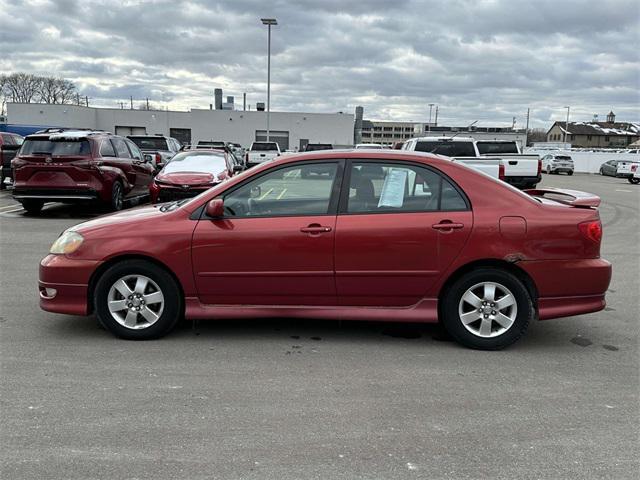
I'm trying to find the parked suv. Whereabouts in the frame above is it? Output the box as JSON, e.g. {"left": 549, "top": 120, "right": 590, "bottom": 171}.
{"left": 127, "top": 135, "right": 181, "bottom": 169}
{"left": 12, "top": 129, "right": 155, "bottom": 214}
{"left": 541, "top": 154, "right": 574, "bottom": 175}
{"left": 1, "top": 132, "right": 24, "bottom": 190}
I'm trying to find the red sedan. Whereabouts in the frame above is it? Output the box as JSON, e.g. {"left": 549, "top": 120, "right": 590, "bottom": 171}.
{"left": 149, "top": 149, "right": 239, "bottom": 203}
{"left": 39, "top": 150, "right": 611, "bottom": 349}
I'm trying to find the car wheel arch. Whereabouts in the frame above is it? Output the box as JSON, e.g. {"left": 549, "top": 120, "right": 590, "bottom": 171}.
{"left": 87, "top": 254, "right": 186, "bottom": 315}
{"left": 437, "top": 259, "right": 539, "bottom": 314}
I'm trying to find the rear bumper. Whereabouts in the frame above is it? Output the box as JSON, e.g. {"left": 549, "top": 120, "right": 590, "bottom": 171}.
{"left": 39, "top": 254, "right": 101, "bottom": 316}
{"left": 13, "top": 188, "right": 99, "bottom": 201}
{"left": 519, "top": 258, "right": 612, "bottom": 320}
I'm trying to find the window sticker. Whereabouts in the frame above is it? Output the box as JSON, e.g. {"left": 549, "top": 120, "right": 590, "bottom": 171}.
{"left": 378, "top": 168, "right": 407, "bottom": 208}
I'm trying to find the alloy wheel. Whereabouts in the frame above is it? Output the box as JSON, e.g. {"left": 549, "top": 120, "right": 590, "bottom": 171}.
{"left": 107, "top": 274, "right": 164, "bottom": 329}
{"left": 457, "top": 282, "right": 518, "bottom": 338}
{"left": 112, "top": 182, "right": 123, "bottom": 210}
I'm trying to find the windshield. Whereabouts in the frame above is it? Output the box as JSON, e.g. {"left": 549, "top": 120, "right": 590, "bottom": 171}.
{"left": 251, "top": 142, "right": 278, "bottom": 151}
{"left": 414, "top": 141, "right": 476, "bottom": 157}
{"left": 21, "top": 138, "right": 91, "bottom": 155}
{"left": 129, "top": 137, "right": 169, "bottom": 150}
{"left": 162, "top": 152, "right": 227, "bottom": 175}
{"left": 476, "top": 142, "right": 519, "bottom": 154}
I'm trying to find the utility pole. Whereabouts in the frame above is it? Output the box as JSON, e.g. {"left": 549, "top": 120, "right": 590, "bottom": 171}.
{"left": 130, "top": 96, "right": 133, "bottom": 110}
{"left": 146, "top": 98, "right": 150, "bottom": 110}
{"left": 428, "top": 103, "right": 434, "bottom": 131}
{"left": 563, "top": 106, "right": 570, "bottom": 144}
{"left": 525, "top": 108, "right": 530, "bottom": 147}
{"left": 85, "top": 96, "right": 89, "bottom": 107}
{"left": 434, "top": 105, "right": 438, "bottom": 126}
{"left": 261, "top": 18, "right": 278, "bottom": 142}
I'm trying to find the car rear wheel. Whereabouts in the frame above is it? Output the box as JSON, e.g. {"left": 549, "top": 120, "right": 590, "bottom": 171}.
{"left": 94, "top": 260, "right": 182, "bottom": 340}
{"left": 567, "top": 170, "right": 573, "bottom": 176}
{"left": 21, "top": 199, "right": 44, "bottom": 215}
{"left": 630, "top": 177, "right": 640, "bottom": 185}
{"left": 110, "top": 181, "right": 124, "bottom": 211}
{"left": 546, "top": 166, "right": 551, "bottom": 174}
{"left": 441, "top": 268, "right": 534, "bottom": 350}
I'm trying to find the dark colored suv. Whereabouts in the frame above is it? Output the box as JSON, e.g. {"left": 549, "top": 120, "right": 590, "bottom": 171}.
{"left": 1, "top": 132, "right": 24, "bottom": 190}
{"left": 12, "top": 129, "right": 155, "bottom": 214}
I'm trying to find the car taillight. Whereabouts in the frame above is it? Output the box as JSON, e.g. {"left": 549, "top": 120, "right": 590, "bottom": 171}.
{"left": 155, "top": 153, "right": 162, "bottom": 165}
{"left": 632, "top": 164, "right": 638, "bottom": 172}
{"left": 578, "top": 220, "right": 602, "bottom": 244}
{"left": 245, "top": 152, "right": 249, "bottom": 162}
{"left": 537, "top": 158, "right": 542, "bottom": 175}
{"left": 498, "top": 162, "right": 505, "bottom": 180}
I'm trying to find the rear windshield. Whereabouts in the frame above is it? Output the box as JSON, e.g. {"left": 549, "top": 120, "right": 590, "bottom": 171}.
{"left": 21, "top": 138, "right": 91, "bottom": 156}
{"left": 414, "top": 141, "right": 476, "bottom": 157}
{"left": 555, "top": 155, "right": 572, "bottom": 160}
{"left": 305, "top": 144, "right": 333, "bottom": 151}
{"left": 476, "top": 142, "right": 519, "bottom": 154}
{"left": 163, "top": 152, "right": 227, "bottom": 175}
{"left": 251, "top": 142, "right": 278, "bottom": 151}
{"left": 129, "top": 137, "right": 168, "bottom": 150}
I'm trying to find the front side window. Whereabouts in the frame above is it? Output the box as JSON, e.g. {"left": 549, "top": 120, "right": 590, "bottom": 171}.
{"left": 223, "top": 162, "right": 338, "bottom": 218}
{"left": 346, "top": 162, "right": 467, "bottom": 214}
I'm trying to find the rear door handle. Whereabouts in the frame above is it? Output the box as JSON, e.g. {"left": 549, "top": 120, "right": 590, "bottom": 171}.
{"left": 432, "top": 222, "right": 464, "bottom": 231}
{"left": 300, "top": 225, "right": 332, "bottom": 234}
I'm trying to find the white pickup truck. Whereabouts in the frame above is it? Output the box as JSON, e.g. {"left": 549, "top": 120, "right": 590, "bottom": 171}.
{"left": 403, "top": 137, "right": 541, "bottom": 188}
{"left": 615, "top": 160, "right": 640, "bottom": 179}
{"left": 246, "top": 141, "right": 281, "bottom": 167}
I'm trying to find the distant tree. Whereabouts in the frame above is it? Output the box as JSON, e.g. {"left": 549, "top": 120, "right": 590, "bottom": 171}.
{"left": 3, "top": 73, "right": 42, "bottom": 103}
{"left": 38, "top": 77, "right": 77, "bottom": 104}
{"left": 527, "top": 128, "right": 547, "bottom": 145}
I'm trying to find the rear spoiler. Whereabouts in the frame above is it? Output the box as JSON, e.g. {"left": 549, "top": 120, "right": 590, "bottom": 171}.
{"left": 524, "top": 188, "right": 601, "bottom": 208}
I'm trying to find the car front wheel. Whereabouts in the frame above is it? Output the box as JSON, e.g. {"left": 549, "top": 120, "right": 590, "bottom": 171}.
{"left": 94, "top": 260, "right": 183, "bottom": 340}
{"left": 110, "top": 181, "right": 124, "bottom": 211}
{"left": 441, "top": 268, "right": 534, "bottom": 350}
{"left": 21, "top": 199, "right": 44, "bottom": 215}
{"left": 630, "top": 177, "right": 640, "bottom": 185}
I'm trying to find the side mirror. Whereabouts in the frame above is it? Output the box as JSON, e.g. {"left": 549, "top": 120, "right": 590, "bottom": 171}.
{"left": 232, "top": 165, "right": 243, "bottom": 173}
{"left": 250, "top": 186, "right": 261, "bottom": 199}
{"left": 206, "top": 198, "right": 224, "bottom": 218}
{"left": 143, "top": 154, "right": 153, "bottom": 163}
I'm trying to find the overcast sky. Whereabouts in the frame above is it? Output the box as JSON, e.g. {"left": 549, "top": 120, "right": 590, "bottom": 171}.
{"left": 1, "top": 0, "right": 639, "bottom": 128}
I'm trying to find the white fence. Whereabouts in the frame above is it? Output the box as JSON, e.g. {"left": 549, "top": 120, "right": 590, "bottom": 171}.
{"left": 525, "top": 148, "right": 640, "bottom": 173}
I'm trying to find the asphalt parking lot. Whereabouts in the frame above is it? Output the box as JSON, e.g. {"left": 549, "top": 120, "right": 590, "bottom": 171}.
{"left": 1, "top": 174, "right": 638, "bottom": 479}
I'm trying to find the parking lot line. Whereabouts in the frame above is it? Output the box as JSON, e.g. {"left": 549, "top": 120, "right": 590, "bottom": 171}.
{"left": 615, "top": 189, "right": 632, "bottom": 193}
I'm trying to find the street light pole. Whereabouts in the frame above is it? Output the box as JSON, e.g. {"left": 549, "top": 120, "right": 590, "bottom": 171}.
{"left": 564, "top": 106, "right": 570, "bottom": 144}
{"left": 428, "top": 103, "right": 434, "bottom": 132}
{"left": 261, "top": 18, "right": 277, "bottom": 142}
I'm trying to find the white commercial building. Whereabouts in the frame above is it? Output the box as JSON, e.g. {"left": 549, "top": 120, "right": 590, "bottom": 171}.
{"left": 7, "top": 103, "right": 355, "bottom": 151}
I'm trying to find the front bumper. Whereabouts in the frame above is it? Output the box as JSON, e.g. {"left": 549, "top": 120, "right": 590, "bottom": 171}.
{"left": 39, "top": 254, "right": 102, "bottom": 316}
{"left": 519, "top": 258, "right": 612, "bottom": 320}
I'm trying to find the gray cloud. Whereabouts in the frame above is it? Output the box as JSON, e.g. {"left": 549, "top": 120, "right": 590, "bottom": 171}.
{"left": 1, "top": 0, "right": 638, "bottom": 128}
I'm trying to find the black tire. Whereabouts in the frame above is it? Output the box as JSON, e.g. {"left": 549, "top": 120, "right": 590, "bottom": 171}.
{"left": 629, "top": 177, "right": 640, "bottom": 185}
{"left": 546, "top": 166, "right": 551, "bottom": 174}
{"left": 110, "top": 181, "right": 124, "bottom": 211}
{"left": 21, "top": 199, "right": 44, "bottom": 215}
{"left": 94, "top": 260, "right": 183, "bottom": 340}
{"left": 567, "top": 170, "right": 573, "bottom": 176}
{"left": 599, "top": 168, "right": 604, "bottom": 176}
{"left": 441, "top": 268, "right": 534, "bottom": 350}
{"left": 0, "top": 177, "right": 5, "bottom": 190}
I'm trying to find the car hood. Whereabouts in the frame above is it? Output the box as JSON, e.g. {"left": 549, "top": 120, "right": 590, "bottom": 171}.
{"left": 70, "top": 204, "right": 171, "bottom": 235}
{"left": 156, "top": 172, "right": 216, "bottom": 186}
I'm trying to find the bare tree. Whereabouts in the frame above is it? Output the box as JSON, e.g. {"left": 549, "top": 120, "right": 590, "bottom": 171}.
{"left": 527, "top": 128, "right": 548, "bottom": 145}
{"left": 3, "top": 73, "right": 43, "bottom": 103}
{"left": 38, "top": 77, "right": 77, "bottom": 104}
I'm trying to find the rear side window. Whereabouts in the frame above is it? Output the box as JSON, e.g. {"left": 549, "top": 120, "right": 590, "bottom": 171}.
{"left": 125, "top": 139, "right": 143, "bottom": 160}
{"left": 414, "top": 141, "right": 476, "bottom": 157}
{"left": 111, "top": 137, "right": 131, "bottom": 158}
{"left": 100, "top": 139, "right": 116, "bottom": 157}
{"left": 346, "top": 162, "right": 468, "bottom": 214}
{"left": 21, "top": 138, "right": 91, "bottom": 155}
{"left": 1, "top": 134, "right": 13, "bottom": 145}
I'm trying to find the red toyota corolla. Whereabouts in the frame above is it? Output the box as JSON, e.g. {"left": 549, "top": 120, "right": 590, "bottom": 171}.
{"left": 149, "top": 149, "right": 240, "bottom": 203}
{"left": 39, "top": 150, "right": 611, "bottom": 349}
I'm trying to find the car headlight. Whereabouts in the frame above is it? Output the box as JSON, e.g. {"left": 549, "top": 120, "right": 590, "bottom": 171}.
{"left": 50, "top": 231, "right": 84, "bottom": 255}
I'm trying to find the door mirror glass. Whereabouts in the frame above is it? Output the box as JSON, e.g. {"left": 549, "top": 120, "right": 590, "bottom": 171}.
{"left": 143, "top": 154, "right": 154, "bottom": 163}
{"left": 250, "top": 186, "right": 261, "bottom": 199}
{"left": 206, "top": 198, "right": 224, "bottom": 218}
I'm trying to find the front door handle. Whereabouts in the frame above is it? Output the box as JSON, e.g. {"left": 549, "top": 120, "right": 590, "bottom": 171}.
{"left": 300, "top": 224, "right": 332, "bottom": 234}
{"left": 432, "top": 221, "right": 464, "bottom": 231}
